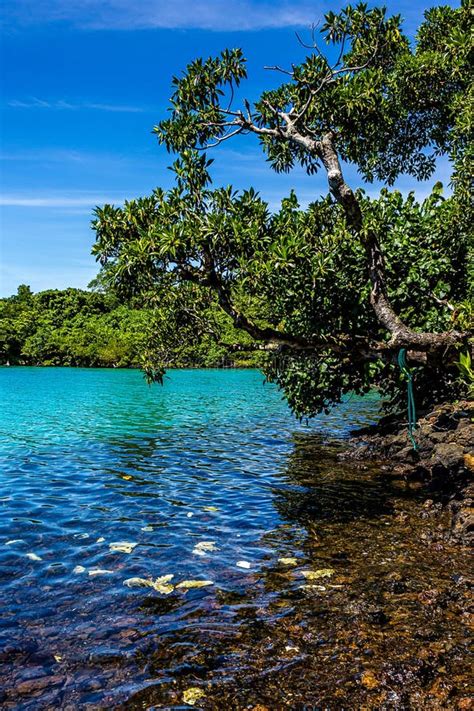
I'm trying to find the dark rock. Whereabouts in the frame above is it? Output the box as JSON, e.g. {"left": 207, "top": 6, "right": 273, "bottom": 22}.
{"left": 393, "top": 446, "right": 419, "bottom": 463}
{"left": 430, "top": 431, "right": 449, "bottom": 444}
{"left": 15, "top": 674, "right": 64, "bottom": 696}
{"left": 348, "top": 399, "right": 473, "bottom": 544}
{"left": 15, "top": 666, "right": 48, "bottom": 682}
{"left": 430, "top": 443, "right": 464, "bottom": 470}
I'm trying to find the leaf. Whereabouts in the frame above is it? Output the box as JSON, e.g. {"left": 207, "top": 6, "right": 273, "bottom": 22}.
{"left": 25, "top": 553, "right": 42, "bottom": 561}
{"left": 109, "top": 541, "right": 138, "bottom": 554}
{"left": 88, "top": 568, "right": 114, "bottom": 576}
{"left": 152, "top": 574, "right": 175, "bottom": 594}
{"left": 278, "top": 557, "right": 298, "bottom": 566}
{"left": 183, "top": 687, "right": 205, "bottom": 706}
{"left": 124, "top": 574, "right": 175, "bottom": 594}
{"left": 176, "top": 580, "right": 214, "bottom": 589}
{"left": 123, "top": 577, "right": 156, "bottom": 589}
{"left": 300, "top": 568, "right": 335, "bottom": 579}
{"left": 192, "top": 541, "right": 217, "bottom": 556}
{"left": 73, "top": 565, "right": 86, "bottom": 574}
{"left": 203, "top": 505, "right": 219, "bottom": 512}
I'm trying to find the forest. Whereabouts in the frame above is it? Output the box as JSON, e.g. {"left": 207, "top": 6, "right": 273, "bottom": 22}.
{"left": 0, "top": 283, "right": 262, "bottom": 368}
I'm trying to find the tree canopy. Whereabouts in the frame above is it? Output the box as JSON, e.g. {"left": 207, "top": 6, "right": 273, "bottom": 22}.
{"left": 92, "top": 2, "right": 473, "bottom": 417}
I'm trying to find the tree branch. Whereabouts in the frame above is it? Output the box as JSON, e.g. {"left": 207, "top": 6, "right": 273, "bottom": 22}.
{"left": 317, "top": 132, "right": 467, "bottom": 352}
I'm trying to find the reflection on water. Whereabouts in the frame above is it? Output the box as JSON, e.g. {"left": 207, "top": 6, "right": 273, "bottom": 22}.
{"left": 0, "top": 369, "right": 470, "bottom": 709}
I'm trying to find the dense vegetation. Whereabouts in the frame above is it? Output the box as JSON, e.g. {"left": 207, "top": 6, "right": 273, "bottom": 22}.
{"left": 92, "top": 2, "right": 472, "bottom": 417}
{"left": 0, "top": 284, "right": 262, "bottom": 368}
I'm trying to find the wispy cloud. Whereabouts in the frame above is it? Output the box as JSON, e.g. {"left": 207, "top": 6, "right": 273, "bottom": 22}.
{"left": 3, "top": 0, "right": 452, "bottom": 34}
{"left": 0, "top": 193, "right": 127, "bottom": 208}
{"left": 7, "top": 97, "right": 144, "bottom": 112}
{"left": 3, "top": 0, "right": 319, "bottom": 31}
{"left": 0, "top": 149, "right": 86, "bottom": 162}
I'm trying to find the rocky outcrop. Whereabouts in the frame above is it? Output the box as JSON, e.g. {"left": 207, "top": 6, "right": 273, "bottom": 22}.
{"left": 349, "top": 401, "right": 473, "bottom": 544}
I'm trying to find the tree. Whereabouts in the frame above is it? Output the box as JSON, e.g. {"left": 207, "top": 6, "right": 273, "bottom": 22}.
{"left": 92, "top": 2, "right": 472, "bottom": 417}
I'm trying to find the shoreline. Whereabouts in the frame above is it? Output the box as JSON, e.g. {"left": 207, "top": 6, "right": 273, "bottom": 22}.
{"left": 344, "top": 399, "right": 473, "bottom": 546}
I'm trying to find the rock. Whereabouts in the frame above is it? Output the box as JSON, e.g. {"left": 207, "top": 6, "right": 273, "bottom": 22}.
{"left": 429, "top": 431, "right": 450, "bottom": 444}
{"left": 393, "top": 446, "right": 419, "bottom": 463}
{"left": 348, "top": 399, "right": 473, "bottom": 544}
{"left": 15, "top": 675, "right": 64, "bottom": 696}
{"left": 430, "top": 443, "right": 464, "bottom": 470}
{"left": 16, "top": 666, "right": 48, "bottom": 682}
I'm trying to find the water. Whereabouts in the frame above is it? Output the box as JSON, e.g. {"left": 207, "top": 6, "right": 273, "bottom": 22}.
{"left": 0, "top": 368, "right": 470, "bottom": 709}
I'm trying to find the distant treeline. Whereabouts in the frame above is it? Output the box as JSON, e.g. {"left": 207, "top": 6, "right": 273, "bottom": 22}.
{"left": 0, "top": 284, "right": 262, "bottom": 368}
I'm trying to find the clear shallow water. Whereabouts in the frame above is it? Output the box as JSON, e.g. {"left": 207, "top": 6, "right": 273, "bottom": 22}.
{"left": 0, "top": 369, "right": 470, "bottom": 709}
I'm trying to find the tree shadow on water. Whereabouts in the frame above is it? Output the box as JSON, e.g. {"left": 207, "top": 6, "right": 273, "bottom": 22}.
{"left": 271, "top": 432, "right": 416, "bottom": 527}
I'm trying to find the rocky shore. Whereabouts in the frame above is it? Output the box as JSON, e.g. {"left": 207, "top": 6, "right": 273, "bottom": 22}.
{"left": 347, "top": 400, "right": 474, "bottom": 545}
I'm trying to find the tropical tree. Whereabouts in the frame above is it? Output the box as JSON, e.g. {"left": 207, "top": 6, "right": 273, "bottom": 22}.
{"left": 92, "top": 2, "right": 472, "bottom": 416}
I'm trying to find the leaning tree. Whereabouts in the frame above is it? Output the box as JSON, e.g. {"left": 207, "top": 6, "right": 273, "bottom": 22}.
{"left": 92, "top": 2, "right": 472, "bottom": 417}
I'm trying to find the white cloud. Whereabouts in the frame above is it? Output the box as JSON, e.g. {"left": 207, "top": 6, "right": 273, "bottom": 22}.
{"left": 3, "top": 0, "right": 319, "bottom": 31}
{"left": 7, "top": 98, "right": 144, "bottom": 112}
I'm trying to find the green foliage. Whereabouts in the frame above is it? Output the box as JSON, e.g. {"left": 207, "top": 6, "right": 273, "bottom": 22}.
{"left": 92, "top": 159, "right": 472, "bottom": 415}
{"left": 155, "top": 2, "right": 472, "bottom": 188}
{"left": 0, "top": 284, "right": 260, "bottom": 369}
{"left": 91, "top": 3, "right": 472, "bottom": 418}
{"left": 454, "top": 351, "right": 474, "bottom": 397}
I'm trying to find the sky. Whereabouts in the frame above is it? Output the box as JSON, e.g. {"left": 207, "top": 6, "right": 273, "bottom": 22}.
{"left": 0, "top": 0, "right": 458, "bottom": 296}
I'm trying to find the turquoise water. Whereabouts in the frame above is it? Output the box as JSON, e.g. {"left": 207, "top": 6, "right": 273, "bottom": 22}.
{"left": 0, "top": 368, "right": 382, "bottom": 707}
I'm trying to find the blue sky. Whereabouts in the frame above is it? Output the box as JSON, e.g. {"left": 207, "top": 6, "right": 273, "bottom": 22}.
{"left": 0, "top": 0, "right": 458, "bottom": 296}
